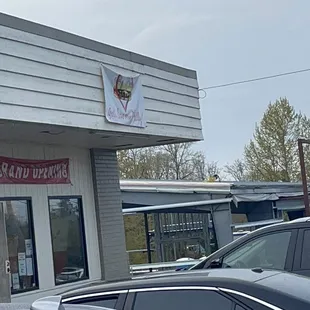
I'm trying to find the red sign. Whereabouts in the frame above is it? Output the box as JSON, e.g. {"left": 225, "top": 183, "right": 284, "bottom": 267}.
{"left": 0, "top": 156, "right": 70, "bottom": 184}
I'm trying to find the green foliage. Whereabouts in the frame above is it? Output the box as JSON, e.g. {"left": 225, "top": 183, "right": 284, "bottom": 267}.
{"left": 124, "top": 214, "right": 155, "bottom": 264}
{"left": 225, "top": 97, "right": 310, "bottom": 182}
{"left": 243, "top": 97, "right": 310, "bottom": 182}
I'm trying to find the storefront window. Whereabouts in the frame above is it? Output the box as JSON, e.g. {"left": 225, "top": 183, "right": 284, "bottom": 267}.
{"left": 49, "top": 197, "right": 88, "bottom": 284}
{"left": 1, "top": 199, "right": 38, "bottom": 294}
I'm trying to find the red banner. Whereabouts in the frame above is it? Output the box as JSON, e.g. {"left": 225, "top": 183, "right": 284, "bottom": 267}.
{"left": 0, "top": 156, "right": 70, "bottom": 184}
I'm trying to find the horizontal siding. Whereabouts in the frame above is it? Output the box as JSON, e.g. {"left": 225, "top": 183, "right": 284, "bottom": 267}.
{"left": 0, "top": 25, "right": 203, "bottom": 140}
{"left": 0, "top": 104, "right": 202, "bottom": 140}
{"left": 0, "top": 69, "right": 200, "bottom": 111}
{"left": 0, "top": 142, "right": 100, "bottom": 294}
{"left": 0, "top": 25, "right": 198, "bottom": 87}
{"left": 0, "top": 39, "right": 199, "bottom": 107}
{"left": 0, "top": 52, "right": 198, "bottom": 99}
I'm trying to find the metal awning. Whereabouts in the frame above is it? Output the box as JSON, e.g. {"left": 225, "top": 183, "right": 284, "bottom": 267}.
{"left": 231, "top": 218, "right": 284, "bottom": 229}
{"left": 120, "top": 180, "right": 308, "bottom": 196}
{"left": 233, "top": 192, "right": 306, "bottom": 204}
{"left": 122, "top": 198, "right": 232, "bottom": 214}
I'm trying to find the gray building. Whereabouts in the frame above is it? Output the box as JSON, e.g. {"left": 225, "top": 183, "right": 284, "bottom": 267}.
{"left": 0, "top": 13, "right": 203, "bottom": 303}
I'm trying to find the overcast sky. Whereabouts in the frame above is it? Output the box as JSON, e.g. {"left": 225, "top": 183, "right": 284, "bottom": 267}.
{"left": 1, "top": 1, "right": 310, "bottom": 167}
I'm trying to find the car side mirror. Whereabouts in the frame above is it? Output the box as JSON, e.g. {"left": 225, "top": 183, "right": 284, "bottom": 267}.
{"left": 209, "top": 258, "right": 222, "bottom": 269}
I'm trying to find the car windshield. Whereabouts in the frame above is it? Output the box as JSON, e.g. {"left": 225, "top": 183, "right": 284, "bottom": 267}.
{"left": 223, "top": 239, "right": 264, "bottom": 267}
{"left": 189, "top": 235, "right": 248, "bottom": 270}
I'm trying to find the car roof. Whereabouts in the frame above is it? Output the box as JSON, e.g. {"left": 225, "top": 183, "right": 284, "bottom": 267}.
{"left": 257, "top": 271, "right": 310, "bottom": 303}
{"left": 61, "top": 269, "right": 282, "bottom": 298}
{"left": 190, "top": 218, "right": 310, "bottom": 270}
{"left": 290, "top": 216, "right": 310, "bottom": 223}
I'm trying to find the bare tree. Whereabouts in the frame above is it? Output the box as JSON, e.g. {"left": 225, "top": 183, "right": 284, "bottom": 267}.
{"left": 118, "top": 143, "right": 222, "bottom": 181}
{"left": 225, "top": 159, "right": 249, "bottom": 181}
{"left": 163, "top": 143, "right": 194, "bottom": 180}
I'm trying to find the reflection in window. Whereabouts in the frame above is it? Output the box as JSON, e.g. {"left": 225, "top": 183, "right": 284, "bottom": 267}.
{"left": 81, "top": 297, "right": 118, "bottom": 309}
{"left": 222, "top": 231, "right": 291, "bottom": 270}
{"left": 49, "top": 197, "right": 88, "bottom": 284}
{"left": 301, "top": 230, "right": 310, "bottom": 269}
{"left": 133, "top": 290, "right": 233, "bottom": 310}
{"left": 1, "top": 199, "right": 38, "bottom": 294}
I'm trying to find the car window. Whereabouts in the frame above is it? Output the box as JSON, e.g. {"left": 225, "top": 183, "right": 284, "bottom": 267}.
{"left": 71, "top": 296, "right": 118, "bottom": 308}
{"left": 233, "top": 294, "right": 276, "bottom": 310}
{"left": 222, "top": 231, "right": 291, "bottom": 270}
{"left": 133, "top": 289, "right": 233, "bottom": 310}
{"left": 301, "top": 230, "right": 310, "bottom": 269}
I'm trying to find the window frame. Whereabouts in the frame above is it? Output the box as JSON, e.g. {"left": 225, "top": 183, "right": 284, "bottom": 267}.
{"left": 48, "top": 195, "right": 89, "bottom": 286}
{"left": 125, "top": 286, "right": 281, "bottom": 310}
{"left": 220, "top": 229, "right": 297, "bottom": 272}
{"left": 62, "top": 290, "right": 128, "bottom": 310}
{"left": 0, "top": 196, "right": 39, "bottom": 294}
{"left": 127, "top": 286, "right": 234, "bottom": 310}
{"left": 300, "top": 229, "right": 310, "bottom": 269}
{"left": 292, "top": 228, "right": 310, "bottom": 275}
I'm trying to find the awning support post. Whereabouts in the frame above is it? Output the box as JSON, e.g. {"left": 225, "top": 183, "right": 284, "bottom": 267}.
{"left": 144, "top": 213, "right": 152, "bottom": 271}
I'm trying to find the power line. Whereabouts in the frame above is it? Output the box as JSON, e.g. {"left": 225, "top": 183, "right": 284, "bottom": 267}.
{"left": 199, "top": 68, "right": 310, "bottom": 92}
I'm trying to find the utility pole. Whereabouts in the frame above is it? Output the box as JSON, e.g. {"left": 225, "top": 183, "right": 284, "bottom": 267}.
{"left": 0, "top": 202, "right": 11, "bottom": 303}
{"left": 298, "top": 138, "right": 310, "bottom": 217}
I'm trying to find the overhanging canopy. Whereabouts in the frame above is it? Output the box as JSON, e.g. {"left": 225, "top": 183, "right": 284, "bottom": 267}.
{"left": 233, "top": 192, "right": 305, "bottom": 204}
{"left": 122, "top": 198, "right": 232, "bottom": 214}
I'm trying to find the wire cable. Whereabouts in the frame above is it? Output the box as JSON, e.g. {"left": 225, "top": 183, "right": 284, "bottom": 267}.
{"left": 199, "top": 68, "right": 310, "bottom": 91}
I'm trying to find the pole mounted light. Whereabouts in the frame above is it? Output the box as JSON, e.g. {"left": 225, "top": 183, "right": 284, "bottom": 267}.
{"left": 297, "top": 138, "right": 310, "bottom": 217}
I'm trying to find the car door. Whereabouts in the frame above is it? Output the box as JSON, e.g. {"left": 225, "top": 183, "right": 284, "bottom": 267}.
{"left": 124, "top": 286, "right": 284, "bottom": 310}
{"left": 125, "top": 287, "right": 234, "bottom": 310}
{"left": 218, "top": 229, "right": 297, "bottom": 272}
{"left": 292, "top": 228, "right": 310, "bottom": 277}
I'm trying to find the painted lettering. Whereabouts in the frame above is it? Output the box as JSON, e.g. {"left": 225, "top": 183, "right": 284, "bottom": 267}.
{"left": 33, "top": 168, "right": 39, "bottom": 179}
{"left": 23, "top": 168, "right": 29, "bottom": 179}
{"left": 56, "top": 164, "right": 62, "bottom": 178}
{"left": 62, "top": 164, "right": 68, "bottom": 178}
{"left": 48, "top": 166, "right": 53, "bottom": 179}
{"left": 8, "top": 165, "right": 15, "bottom": 178}
{"left": 15, "top": 166, "right": 23, "bottom": 179}
{"left": 108, "top": 107, "right": 117, "bottom": 119}
{"left": 43, "top": 167, "right": 48, "bottom": 179}
{"left": 38, "top": 168, "right": 44, "bottom": 179}
{"left": 2, "top": 162, "right": 8, "bottom": 177}
{"left": 53, "top": 165, "right": 57, "bottom": 178}
{"left": 0, "top": 157, "right": 70, "bottom": 184}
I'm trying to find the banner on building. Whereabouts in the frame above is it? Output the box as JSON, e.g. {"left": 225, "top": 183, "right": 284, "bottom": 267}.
{"left": 0, "top": 156, "right": 70, "bottom": 184}
{"left": 101, "top": 65, "right": 146, "bottom": 128}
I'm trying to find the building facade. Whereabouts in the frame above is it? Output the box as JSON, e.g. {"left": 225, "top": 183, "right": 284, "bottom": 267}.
{"left": 0, "top": 13, "right": 203, "bottom": 303}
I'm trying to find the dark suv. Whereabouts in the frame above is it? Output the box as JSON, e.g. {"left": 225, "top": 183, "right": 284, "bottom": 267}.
{"left": 61, "top": 269, "right": 310, "bottom": 310}
{"left": 189, "top": 217, "right": 310, "bottom": 277}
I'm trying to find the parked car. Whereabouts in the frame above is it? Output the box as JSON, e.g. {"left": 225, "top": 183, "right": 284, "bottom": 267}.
{"left": 60, "top": 268, "right": 310, "bottom": 310}
{"left": 0, "top": 296, "right": 113, "bottom": 310}
{"left": 187, "top": 217, "right": 310, "bottom": 277}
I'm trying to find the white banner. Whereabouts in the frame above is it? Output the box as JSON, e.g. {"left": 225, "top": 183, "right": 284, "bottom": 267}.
{"left": 101, "top": 65, "right": 146, "bottom": 128}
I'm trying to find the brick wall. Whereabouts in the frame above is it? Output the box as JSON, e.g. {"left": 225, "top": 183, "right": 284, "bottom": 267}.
{"left": 90, "top": 149, "right": 129, "bottom": 281}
